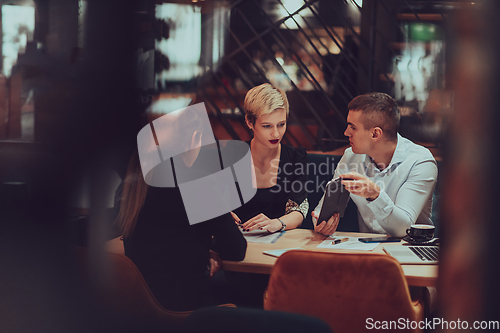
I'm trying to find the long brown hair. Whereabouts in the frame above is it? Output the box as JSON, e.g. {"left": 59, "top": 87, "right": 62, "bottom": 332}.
{"left": 115, "top": 149, "right": 148, "bottom": 239}
{"left": 116, "top": 101, "right": 206, "bottom": 238}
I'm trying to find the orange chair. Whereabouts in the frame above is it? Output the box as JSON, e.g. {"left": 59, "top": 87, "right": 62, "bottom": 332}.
{"left": 264, "top": 251, "right": 424, "bottom": 333}
{"left": 76, "top": 248, "right": 234, "bottom": 331}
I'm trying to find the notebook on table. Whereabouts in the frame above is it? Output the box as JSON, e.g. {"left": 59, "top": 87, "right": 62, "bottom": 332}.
{"left": 383, "top": 245, "right": 439, "bottom": 264}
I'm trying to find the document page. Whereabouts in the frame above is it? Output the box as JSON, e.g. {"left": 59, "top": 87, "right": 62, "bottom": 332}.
{"left": 263, "top": 247, "right": 305, "bottom": 258}
{"left": 241, "top": 229, "right": 285, "bottom": 243}
{"left": 317, "top": 236, "right": 379, "bottom": 251}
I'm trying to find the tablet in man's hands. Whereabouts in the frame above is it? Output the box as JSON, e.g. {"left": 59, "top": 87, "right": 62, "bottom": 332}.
{"left": 316, "top": 176, "right": 351, "bottom": 224}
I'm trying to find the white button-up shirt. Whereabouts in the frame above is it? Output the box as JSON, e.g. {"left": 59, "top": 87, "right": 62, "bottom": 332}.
{"left": 314, "top": 134, "right": 438, "bottom": 237}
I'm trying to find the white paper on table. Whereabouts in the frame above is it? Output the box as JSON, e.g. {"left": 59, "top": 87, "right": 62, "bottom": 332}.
{"left": 263, "top": 247, "right": 305, "bottom": 258}
{"left": 241, "top": 229, "right": 284, "bottom": 243}
{"left": 317, "top": 236, "right": 379, "bottom": 251}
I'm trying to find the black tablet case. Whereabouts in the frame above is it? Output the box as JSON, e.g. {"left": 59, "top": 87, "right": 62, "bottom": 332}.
{"left": 317, "top": 177, "right": 351, "bottom": 224}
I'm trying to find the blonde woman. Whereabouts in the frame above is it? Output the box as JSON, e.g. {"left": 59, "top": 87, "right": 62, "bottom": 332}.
{"left": 232, "top": 83, "right": 309, "bottom": 233}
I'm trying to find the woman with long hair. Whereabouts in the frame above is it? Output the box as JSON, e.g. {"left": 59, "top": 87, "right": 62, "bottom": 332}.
{"left": 116, "top": 102, "right": 247, "bottom": 311}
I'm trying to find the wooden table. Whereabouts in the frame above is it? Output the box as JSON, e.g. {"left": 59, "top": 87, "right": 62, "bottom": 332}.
{"left": 105, "top": 229, "right": 438, "bottom": 287}
{"left": 223, "top": 229, "right": 438, "bottom": 287}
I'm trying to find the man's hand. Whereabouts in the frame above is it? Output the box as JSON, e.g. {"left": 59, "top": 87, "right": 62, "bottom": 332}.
{"left": 240, "top": 213, "right": 283, "bottom": 233}
{"left": 312, "top": 211, "right": 340, "bottom": 236}
{"left": 208, "top": 250, "right": 222, "bottom": 277}
{"left": 341, "top": 172, "right": 380, "bottom": 200}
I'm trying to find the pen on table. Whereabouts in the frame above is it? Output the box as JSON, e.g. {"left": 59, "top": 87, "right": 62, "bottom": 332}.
{"left": 332, "top": 237, "right": 349, "bottom": 245}
{"left": 271, "top": 230, "right": 286, "bottom": 244}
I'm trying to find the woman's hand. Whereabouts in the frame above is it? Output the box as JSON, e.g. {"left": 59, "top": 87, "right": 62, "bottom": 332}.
{"left": 312, "top": 211, "right": 340, "bottom": 236}
{"left": 208, "top": 250, "right": 223, "bottom": 277}
{"left": 241, "top": 213, "right": 283, "bottom": 233}
{"left": 230, "top": 212, "right": 241, "bottom": 225}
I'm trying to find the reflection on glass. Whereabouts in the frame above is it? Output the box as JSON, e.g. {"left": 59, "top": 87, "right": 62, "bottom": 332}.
{"left": 392, "top": 23, "right": 445, "bottom": 114}
{"left": 1, "top": 3, "right": 35, "bottom": 142}
{"left": 155, "top": 3, "right": 202, "bottom": 83}
{"left": 2, "top": 4, "right": 35, "bottom": 77}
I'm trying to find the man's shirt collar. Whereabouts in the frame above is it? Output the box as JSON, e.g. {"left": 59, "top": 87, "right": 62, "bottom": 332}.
{"left": 363, "top": 133, "right": 405, "bottom": 174}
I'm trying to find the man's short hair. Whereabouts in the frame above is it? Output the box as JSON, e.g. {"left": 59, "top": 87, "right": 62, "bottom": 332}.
{"left": 244, "top": 83, "right": 289, "bottom": 125}
{"left": 348, "top": 92, "right": 400, "bottom": 141}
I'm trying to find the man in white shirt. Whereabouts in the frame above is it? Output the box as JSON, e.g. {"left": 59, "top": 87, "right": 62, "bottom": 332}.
{"left": 312, "top": 93, "right": 438, "bottom": 237}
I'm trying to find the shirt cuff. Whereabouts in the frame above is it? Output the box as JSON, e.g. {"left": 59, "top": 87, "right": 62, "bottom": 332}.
{"left": 365, "top": 190, "right": 393, "bottom": 220}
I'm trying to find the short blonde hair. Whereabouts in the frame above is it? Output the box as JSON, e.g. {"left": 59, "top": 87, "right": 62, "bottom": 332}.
{"left": 244, "top": 83, "right": 289, "bottom": 125}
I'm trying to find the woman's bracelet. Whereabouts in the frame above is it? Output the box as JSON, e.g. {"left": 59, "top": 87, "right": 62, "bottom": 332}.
{"left": 277, "top": 218, "right": 286, "bottom": 232}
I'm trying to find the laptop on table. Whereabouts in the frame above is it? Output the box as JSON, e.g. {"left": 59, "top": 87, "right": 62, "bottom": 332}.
{"left": 383, "top": 245, "right": 439, "bottom": 264}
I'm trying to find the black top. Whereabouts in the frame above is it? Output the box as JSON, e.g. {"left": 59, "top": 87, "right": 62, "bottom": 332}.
{"left": 232, "top": 142, "right": 309, "bottom": 223}
{"left": 124, "top": 153, "right": 247, "bottom": 311}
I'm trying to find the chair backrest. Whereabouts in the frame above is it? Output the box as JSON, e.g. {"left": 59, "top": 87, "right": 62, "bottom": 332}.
{"left": 76, "top": 248, "right": 192, "bottom": 331}
{"left": 264, "top": 250, "right": 424, "bottom": 333}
